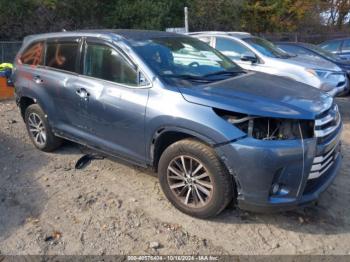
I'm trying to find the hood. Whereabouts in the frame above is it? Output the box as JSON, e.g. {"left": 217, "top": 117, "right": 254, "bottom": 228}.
{"left": 281, "top": 55, "right": 341, "bottom": 72}
{"left": 178, "top": 72, "right": 333, "bottom": 119}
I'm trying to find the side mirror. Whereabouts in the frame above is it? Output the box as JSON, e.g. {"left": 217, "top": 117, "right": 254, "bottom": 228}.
{"left": 240, "top": 52, "right": 258, "bottom": 63}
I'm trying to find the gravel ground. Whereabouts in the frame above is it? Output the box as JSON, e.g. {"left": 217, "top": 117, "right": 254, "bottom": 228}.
{"left": 0, "top": 97, "right": 350, "bottom": 255}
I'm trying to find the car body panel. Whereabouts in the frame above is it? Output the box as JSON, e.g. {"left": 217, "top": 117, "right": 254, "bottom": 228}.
{"left": 178, "top": 71, "right": 332, "bottom": 119}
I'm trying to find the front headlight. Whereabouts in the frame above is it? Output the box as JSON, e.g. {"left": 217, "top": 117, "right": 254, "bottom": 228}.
{"left": 306, "top": 68, "right": 345, "bottom": 82}
{"left": 306, "top": 69, "right": 330, "bottom": 79}
{"left": 214, "top": 108, "right": 314, "bottom": 140}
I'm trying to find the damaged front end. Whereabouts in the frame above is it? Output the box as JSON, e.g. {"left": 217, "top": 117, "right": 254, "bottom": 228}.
{"left": 214, "top": 108, "right": 314, "bottom": 140}
{"left": 213, "top": 105, "right": 342, "bottom": 212}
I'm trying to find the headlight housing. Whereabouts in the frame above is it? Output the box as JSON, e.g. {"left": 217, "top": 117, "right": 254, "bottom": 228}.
{"left": 306, "top": 69, "right": 345, "bottom": 83}
{"left": 214, "top": 109, "right": 314, "bottom": 140}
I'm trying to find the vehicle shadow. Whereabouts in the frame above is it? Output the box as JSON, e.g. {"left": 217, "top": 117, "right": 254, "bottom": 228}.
{"left": 0, "top": 131, "right": 49, "bottom": 242}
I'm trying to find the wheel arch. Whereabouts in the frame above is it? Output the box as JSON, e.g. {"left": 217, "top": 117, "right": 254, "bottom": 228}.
{"left": 150, "top": 127, "right": 216, "bottom": 171}
{"left": 18, "top": 96, "right": 37, "bottom": 119}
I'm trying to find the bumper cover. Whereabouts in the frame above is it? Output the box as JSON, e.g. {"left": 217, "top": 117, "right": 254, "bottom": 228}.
{"left": 216, "top": 125, "right": 342, "bottom": 213}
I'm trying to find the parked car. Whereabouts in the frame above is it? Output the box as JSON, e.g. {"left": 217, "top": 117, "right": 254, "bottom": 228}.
{"left": 13, "top": 30, "right": 342, "bottom": 218}
{"left": 318, "top": 38, "right": 350, "bottom": 61}
{"left": 189, "top": 32, "right": 348, "bottom": 97}
{"left": 276, "top": 41, "right": 350, "bottom": 95}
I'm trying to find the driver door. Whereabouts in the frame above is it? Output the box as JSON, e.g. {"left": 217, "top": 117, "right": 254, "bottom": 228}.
{"left": 69, "top": 38, "right": 150, "bottom": 164}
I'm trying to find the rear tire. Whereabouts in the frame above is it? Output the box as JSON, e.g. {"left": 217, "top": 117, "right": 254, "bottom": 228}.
{"left": 158, "top": 139, "right": 233, "bottom": 218}
{"left": 24, "top": 104, "right": 62, "bottom": 152}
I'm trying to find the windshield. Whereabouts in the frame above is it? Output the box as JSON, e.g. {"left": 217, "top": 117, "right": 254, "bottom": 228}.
{"left": 304, "top": 43, "right": 344, "bottom": 62}
{"left": 243, "top": 37, "right": 291, "bottom": 58}
{"left": 129, "top": 36, "right": 241, "bottom": 82}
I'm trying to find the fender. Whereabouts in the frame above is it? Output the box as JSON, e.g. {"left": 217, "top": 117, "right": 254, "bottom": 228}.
{"left": 148, "top": 125, "right": 217, "bottom": 164}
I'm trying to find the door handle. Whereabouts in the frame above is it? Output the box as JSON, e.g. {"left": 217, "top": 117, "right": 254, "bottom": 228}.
{"left": 76, "top": 88, "right": 90, "bottom": 100}
{"left": 33, "top": 75, "right": 43, "bottom": 84}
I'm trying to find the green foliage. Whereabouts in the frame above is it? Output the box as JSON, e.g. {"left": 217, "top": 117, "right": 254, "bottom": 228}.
{"left": 0, "top": 0, "right": 347, "bottom": 40}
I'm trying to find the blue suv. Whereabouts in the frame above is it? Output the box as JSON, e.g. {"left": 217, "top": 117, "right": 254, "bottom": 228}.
{"left": 13, "top": 30, "right": 342, "bottom": 218}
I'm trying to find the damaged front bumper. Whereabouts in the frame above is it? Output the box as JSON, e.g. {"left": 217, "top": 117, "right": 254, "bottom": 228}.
{"left": 215, "top": 122, "right": 342, "bottom": 213}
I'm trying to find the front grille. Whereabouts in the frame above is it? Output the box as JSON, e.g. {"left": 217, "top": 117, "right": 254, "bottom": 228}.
{"left": 314, "top": 104, "right": 341, "bottom": 139}
{"left": 309, "top": 141, "right": 340, "bottom": 180}
{"left": 308, "top": 103, "right": 341, "bottom": 181}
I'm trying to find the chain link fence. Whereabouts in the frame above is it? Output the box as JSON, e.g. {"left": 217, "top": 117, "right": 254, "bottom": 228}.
{"left": 0, "top": 41, "right": 22, "bottom": 63}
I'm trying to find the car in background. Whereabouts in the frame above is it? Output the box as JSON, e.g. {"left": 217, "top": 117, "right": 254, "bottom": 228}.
{"left": 189, "top": 32, "right": 348, "bottom": 97}
{"left": 319, "top": 38, "right": 350, "bottom": 61}
{"left": 13, "top": 30, "right": 342, "bottom": 217}
{"left": 276, "top": 42, "right": 350, "bottom": 95}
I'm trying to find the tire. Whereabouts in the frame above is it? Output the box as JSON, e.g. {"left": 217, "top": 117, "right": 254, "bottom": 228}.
{"left": 158, "top": 139, "right": 233, "bottom": 218}
{"left": 24, "top": 104, "right": 63, "bottom": 152}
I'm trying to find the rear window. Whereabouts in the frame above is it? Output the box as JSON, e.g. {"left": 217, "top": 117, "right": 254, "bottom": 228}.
{"left": 45, "top": 41, "right": 79, "bottom": 73}
{"left": 20, "top": 41, "right": 44, "bottom": 66}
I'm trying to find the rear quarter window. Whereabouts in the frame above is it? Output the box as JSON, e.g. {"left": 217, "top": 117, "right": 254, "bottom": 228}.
{"left": 45, "top": 41, "right": 79, "bottom": 73}
{"left": 20, "top": 41, "right": 44, "bottom": 66}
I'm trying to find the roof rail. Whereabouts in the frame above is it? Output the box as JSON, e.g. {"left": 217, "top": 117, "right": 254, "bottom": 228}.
{"left": 187, "top": 31, "right": 251, "bottom": 36}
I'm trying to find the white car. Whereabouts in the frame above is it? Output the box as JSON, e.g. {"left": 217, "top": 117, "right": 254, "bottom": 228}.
{"left": 189, "top": 32, "right": 348, "bottom": 97}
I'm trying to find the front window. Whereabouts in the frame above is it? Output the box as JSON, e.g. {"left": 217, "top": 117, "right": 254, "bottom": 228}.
{"left": 244, "top": 37, "right": 290, "bottom": 58}
{"left": 83, "top": 43, "right": 138, "bottom": 86}
{"left": 215, "top": 37, "right": 251, "bottom": 60}
{"left": 130, "top": 36, "right": 241, "bottom": 83}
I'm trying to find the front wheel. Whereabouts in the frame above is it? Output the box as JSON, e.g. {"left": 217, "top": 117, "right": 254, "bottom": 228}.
{"left": 158, "top": 139, "right": 234, "bottom": 218}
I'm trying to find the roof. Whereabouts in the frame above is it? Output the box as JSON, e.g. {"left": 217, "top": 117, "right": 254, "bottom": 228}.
{"left": 188, "top": 31, "right": 252, "bottom": 39}
{"left": 23, "top": 29, "right": 182, "bottom": 44}
{"left": 76, "top": 29, "right": 181, "bottom": 40}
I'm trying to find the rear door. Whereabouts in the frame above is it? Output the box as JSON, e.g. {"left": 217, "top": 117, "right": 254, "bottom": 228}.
{"left": 37, "top": 37, "right": 87, "bottom": 134}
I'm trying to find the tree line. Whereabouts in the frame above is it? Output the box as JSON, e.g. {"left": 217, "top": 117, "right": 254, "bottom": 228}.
{"left": 1, "top": 0, "right": 350, "bottom": 40}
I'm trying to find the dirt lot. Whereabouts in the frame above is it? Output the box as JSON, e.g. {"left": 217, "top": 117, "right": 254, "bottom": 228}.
{"left": 0, "top": 97, "right": 350, "bottom": 256}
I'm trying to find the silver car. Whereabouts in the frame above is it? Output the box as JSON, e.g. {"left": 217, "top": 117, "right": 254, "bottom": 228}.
{"left": 189, "top": 32, "right": 348, "bottom": 97}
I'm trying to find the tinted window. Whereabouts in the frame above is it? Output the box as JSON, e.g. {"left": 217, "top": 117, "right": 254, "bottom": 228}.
{"left": 215, "top": 37, "right": 251, "bottom": 59}
{"left": 319, "top": 40, "right": 342, "bottom": 52}
{"left": 243, "top": 37, "right": 290, "bottom": 58}
{"left": 342, "top": 39, "right": 350, "bottom": 52}
{"left": 20, "top": 41, "right": 44, "bottom": 66}
{"left": 277, "top": 44, "right": 316, "bottom": 57}
{"left": 45, "top": 42, "right": 79, "bottom": 72}
{"left": 84, "top": 43, "right": 138, "bottom": 86}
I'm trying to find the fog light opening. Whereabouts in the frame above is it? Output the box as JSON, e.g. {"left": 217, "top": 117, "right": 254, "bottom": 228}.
{"left": 271, "top": 183, "right": 280, "bottom": 195}
{"left": 270, "top": 183, "right": 290, "bottom": 196}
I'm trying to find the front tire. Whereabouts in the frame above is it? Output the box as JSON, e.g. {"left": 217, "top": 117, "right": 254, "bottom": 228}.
{"left": 24, "top": 104, "right": 62, "bottom": 152}
{"left": 158, "top": 139, "right": 233, "bottom": 218}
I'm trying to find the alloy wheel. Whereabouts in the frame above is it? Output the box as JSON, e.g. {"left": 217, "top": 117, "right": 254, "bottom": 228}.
{"left": 27, "top": 112, "right": 47, "bottom": 146}
{"left": 167, "top": 155, "right": 213, "bottom": 208}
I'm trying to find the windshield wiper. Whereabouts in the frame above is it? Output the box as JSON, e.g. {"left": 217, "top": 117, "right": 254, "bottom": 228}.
{"left": 160, "top": 74, "right": 214, "bottom": 83}
{"left": 203, "top": 70, "right": 245, "bottom": 77}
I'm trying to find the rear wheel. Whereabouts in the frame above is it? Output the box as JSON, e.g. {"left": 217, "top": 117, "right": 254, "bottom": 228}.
{"left": 158, "top": 139, "right": 233, "bottom": 218}
{"left": 25, "top": 104, "right": 63, "bottom": 152}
